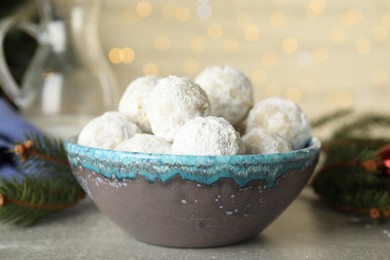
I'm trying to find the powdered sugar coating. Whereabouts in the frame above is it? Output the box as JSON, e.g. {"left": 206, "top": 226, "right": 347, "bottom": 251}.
{"left": 118, "top": 76, "right": 160, "bottom": 133}
{"left": 195, "top": 65, "right": 254, "bottom": 126}
{"left": 114, "top": 134, "right": 171, "bottom": 154}
{"left": 145, "top": 76, "right": 211, "bottom": 142}
{"left": 245, "top": 97, "right": 311, "bottom": 150}
{"left": 77, "top": 111, "right": 141, "bottom": 149}
{"left": 172, "top": 116, "right": 245, "bottom": 156}
{"left": 243, "top": 129, "right": 292, "bottom": 154}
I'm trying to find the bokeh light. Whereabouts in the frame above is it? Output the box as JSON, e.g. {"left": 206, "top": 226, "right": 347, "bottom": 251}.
{"left": 355, "top": 38, "right": 370, "bottom": 55}
{"left": 208, "top": 24, "right": 224, "bottom": 40}
{"left": 102, "top": 1, "right": 390, "bottom": 116}
{"left": 136, "top": 1, "right": 152, "bottom": 18}
{"left": 155, "top": 35, "right": 171, "bottom": 51}
{"left": 244, "top": 26, "right": 261, "bottom": 42}
{"left": 312, "top": 47, "right": 328, "bottom": 62}
{"left": 269, "top": 12, "right": 285, "bottom": 27}
{"left": 286, "top": 87, "right": 302, "bottom": 103}
{"left": 143, "top": 62, "right": 159, "bottom": 75}
{"left": 305, "top": 0, "right": 326, "bottom": 19}
{"left": 108, "top": 47, "right": 135, "bottom": 64}
{"left": 340, "top": 8, "right": 362, "bottom": 28}
{"left": 330, "top": 28, "right": 346, "bottom": 44}
{"left": 189, "top": 37, "right": 206, "bottom": 53}
{"left": 223, "top": 38, "right": 238, "bottom": 54}
{"left": 371, "top": 25, "right": 388, "bottom": 42}
{"left": 197, "top": 4, "right": 212, "bottom": 20}
{"left": 380, "top": 12, "right": 390, "bottom": 28}
{"left": 175, "top": 6, "right": 191, "bottom": 23}
{"left": 371, "top": 69, "right": 387, "bottom": 86}
{"left": 282, "top": 37, "right": 298, "bottom": 54}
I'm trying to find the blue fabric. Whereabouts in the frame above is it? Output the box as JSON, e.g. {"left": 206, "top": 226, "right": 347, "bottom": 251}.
{"left": 0, "top": 97, "right": 42, "bottom": 180}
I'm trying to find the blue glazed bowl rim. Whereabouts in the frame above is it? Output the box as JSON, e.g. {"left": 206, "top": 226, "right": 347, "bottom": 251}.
{"left": 64, "top": 136, "right": 320, "bottom": 162}
{"left": 64, "top": 137, "right": 321, "bottom": 188}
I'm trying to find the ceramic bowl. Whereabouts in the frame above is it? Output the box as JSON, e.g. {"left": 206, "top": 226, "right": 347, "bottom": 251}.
{"left": 64, "top": 137, "right": 321, "bottom": 248}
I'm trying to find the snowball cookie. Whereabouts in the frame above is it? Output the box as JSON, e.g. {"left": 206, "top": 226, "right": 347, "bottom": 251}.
{"left": 194, "top": 65, "right": 254, "bottom": 126}
{"left": 243, "top": 129, "right": 292, "bottom": 154}
{"left": 145, "top": 76, "right": 211, "bottom": 142}
{"left": 77, "top": 111, "right": 141, "bottom": 149}
{"left": 114, "top": 134, "right": 171, "bottom": 154}
{"left": 245, "top": 97, "right": 311, "bottom": 150}
{"left": 172, "top": 116, "right": 245, "bottom": 156}
{"left": 118, "top": 76, "right": 160, "bottom": 133}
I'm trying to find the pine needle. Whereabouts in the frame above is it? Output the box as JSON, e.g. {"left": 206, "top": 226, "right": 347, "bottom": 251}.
{"left": 331, "top": 113, "right": 390, "bottom": 140}
{"left": 0, "top": 133, "right": 84, "bottom": 226}
{"left": 310, "top": 109, "right": 353, "bottom": 128}
{"left": 312, "top": 110, "right": 390, "bottom": 219}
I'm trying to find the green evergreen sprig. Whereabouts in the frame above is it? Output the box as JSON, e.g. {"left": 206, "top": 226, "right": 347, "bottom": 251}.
{"left": 0, "top": 134, "right": 84, "bottom": 226}
{"left": 310, "top": 109, "right": 354, "bottom": 128}
{"left": 311, "top": 110, "right": 390, "bottom": 219}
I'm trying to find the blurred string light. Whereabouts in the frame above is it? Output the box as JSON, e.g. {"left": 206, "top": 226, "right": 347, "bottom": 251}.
{"left": 286, "top": 87, "right": 302, "bottom": 103}
{"left": 190, "top": 37, "right": 206, "bottom": 53}
{"left": 197, "top": 0, "right": 212, "bottom": 20}
{"left": 380, "top": 12, "right": 390, "bottom": 27}
{"left": 108, "top": 47, "right": 135, "bottom": 64}
{"left": 371, "top": 69, "right": 387, "bottom": 87}
{"left": 106, "top": 1, "right": 390, "bottom": 109}
{"left": 282, "top": 37, "right": 298, "bottom": 54}
{"left": 244, "top": 26, "right": 261, "bottom": 42}
{"left": 269, "top": 11, "right": 285, "bottom": 27}
{"left": 175, "top": 6, "right": 191, "bottom": 23}
{"left": 340, "top": 8, "right": 362, "bottom": 28}
{"left": 355, "top": 38, "right": 370, "bottom": 55}
{"left": 330, "top": 28, "right": 346, "bottom": 44}
{"left": 208, "top": 24, "right": 224, "bottom": 40}
{"left": 371, "top": 25, "right": 388, "bottom": 42}
{"left": 305, "top": 0, "right": 326, "bottom": 19}
{"left": 143, "top": 62, "right": 159, "bottom": 75}
{"left": 136, "top": 0, "right": 152, "bottom": 18}
{"left": 312, "top": 47, "right": 328, "bottom": 62}
{"left": 297, "top": 51, "right": 313, "bottom": 67}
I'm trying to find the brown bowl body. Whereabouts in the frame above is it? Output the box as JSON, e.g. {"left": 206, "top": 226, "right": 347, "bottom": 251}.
{"left": 65, "top": 137, "right": 320, "bottom": 248}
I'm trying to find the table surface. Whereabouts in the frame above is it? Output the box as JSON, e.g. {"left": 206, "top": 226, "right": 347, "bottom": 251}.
{"left": 1, "top": 187, "right": 389, "bottom": 260}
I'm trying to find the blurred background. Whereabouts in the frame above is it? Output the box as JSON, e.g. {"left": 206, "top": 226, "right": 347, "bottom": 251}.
{"left": 2, "top": 0, "right": 390, "bottom": 120}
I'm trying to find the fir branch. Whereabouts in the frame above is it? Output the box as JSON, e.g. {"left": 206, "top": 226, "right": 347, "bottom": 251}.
{"left": 18, "top": 133, "right": 70, "bottom": 166}
{"left": 14, "top": 134, "right": 78, "bottom": 185}
{"left": 331, "top": 113, "right": 390, "bottom": 140}
{"left": 311, "top": 110, "right": 390, "bottom": 219}
{"left": 310, "top": 109, "right": 353, "bottom": 128}
{"left": 321, "top": 137, "right": 390, "bottom": 152}
{"left": 0, "top": 133, "right": 84, "bottom": 226}
{"left": 0, "top": 176, "right": 84, "bottom": 226}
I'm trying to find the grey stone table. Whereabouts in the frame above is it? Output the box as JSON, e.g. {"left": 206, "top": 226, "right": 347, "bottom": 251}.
{"left": 1, "top": 188, "right": 389, "bottom": 260}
